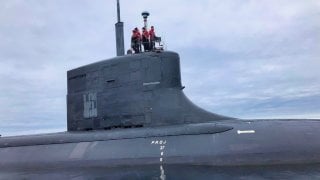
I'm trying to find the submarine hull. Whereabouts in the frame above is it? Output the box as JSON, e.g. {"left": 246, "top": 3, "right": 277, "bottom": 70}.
{"left": 2, "top": 51, "right": 320, "bottom": 179}
{"left": 1, "top": 119, "right": 320, "bottom": 178}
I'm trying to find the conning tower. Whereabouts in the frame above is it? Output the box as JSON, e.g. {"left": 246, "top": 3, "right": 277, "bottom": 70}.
{"left": 67, "top": 51, "right": 233, "bottom": 131}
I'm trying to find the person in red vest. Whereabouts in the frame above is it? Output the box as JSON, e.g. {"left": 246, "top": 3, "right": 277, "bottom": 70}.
{"left": 142, "top": 27, "right": 150, "bottom": 51}
{"left": 149, "top": 26, "right": 156, "bottom": 50}
{"left": 134, "top": 27, "right": 141, "bottom": 52}
{"left": 131, "top": 29, "right": 137, "bottom": 53}
{"left": 131, "top": 29, "right": 140, "bottom": 53}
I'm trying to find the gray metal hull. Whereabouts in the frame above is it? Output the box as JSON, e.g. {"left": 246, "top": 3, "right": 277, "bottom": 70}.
{"left": 1, "top": 119, "right": 320, "bottom": 179}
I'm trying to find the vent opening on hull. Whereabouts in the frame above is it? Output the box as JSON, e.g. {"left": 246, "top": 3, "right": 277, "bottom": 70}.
{"left": 106, "top": 79, "right": 116, "bottom": 83}
{"left": 102, "top": 125, "right": 144, "bottom": 130}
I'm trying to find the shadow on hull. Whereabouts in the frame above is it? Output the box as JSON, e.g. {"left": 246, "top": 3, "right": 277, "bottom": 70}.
{"left": 2, "top": 164, "right": 320, "bottom": 180}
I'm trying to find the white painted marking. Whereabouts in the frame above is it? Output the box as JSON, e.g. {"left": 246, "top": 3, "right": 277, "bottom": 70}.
{"left": 160, "top": 165, "right": 166, "bottom": 180}
{"left": 143, "top": 81, "right": 160, "bottom": 86}
{"left": 69, "top": 142, "right": 91, "bottom": 159}
{"left": 83, "top": 92, "right": 97, "bottom": 118}
{"left": 150, "top": 139, "right": 167, "bottom": 166}
{"left": 160, "top": 165, "right": 164, "bottom": 171}
{"left": 237, "top": 130, "right": 255, "bottom": 134}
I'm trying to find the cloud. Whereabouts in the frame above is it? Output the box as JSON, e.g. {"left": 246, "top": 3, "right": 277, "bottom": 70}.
{"left": 0, "top": 0, "right": 319, "bottom": 136}
{"left": 181, "top": 51, "right": 320, "bottom": 118}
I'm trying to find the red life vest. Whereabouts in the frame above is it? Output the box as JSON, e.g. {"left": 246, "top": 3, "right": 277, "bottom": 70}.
{"left": 136, "top": 31, "right": 141, "bottom": 40}
{"left": 132, "top": 31, "right": 141, "bottom": 40}
{"left": 142, "top": 30, "right": 149, "bottom": 39}
{"left": 149, "top": 29, "right": 155, "bottom": 40}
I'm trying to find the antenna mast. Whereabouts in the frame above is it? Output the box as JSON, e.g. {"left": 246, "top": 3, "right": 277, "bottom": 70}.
{"left": 141, "top": 11, "right": 150, "bottom": 29}
{"left": 117, "top": 0, "right": 121, "bottom": 22}
{"left": 115, "top": 0, "right": 125, "bottom": 56}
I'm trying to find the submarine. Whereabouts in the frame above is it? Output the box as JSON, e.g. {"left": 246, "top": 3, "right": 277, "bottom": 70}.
{"left": 1, "top": 2, "right": 320, "bottom": 179}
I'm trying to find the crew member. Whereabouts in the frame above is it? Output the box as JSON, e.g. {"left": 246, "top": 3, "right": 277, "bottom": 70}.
{"left": 135, "top": 27, "right": 142, "bottom": 52}
{"left": 149, "top": 26, "right": 156, "bottom": 50}
{"left": 142, "top": 27, "right": 149, "bottom": 51}
{"left": 131, "top": 29, "right": 139, "bottom": 53}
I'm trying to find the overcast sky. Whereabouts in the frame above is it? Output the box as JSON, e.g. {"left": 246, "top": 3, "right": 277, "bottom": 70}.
{"left": 0, "top": 0, "right": 319, "bottom": 136}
